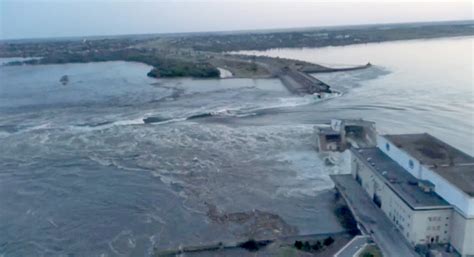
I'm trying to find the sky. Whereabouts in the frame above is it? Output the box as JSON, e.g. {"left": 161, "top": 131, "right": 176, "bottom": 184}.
{"left": 0, "top": 0, "right": 473, "bottom": 40}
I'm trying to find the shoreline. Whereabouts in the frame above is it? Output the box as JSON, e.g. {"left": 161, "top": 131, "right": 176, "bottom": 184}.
{"left": 2, "top": 29, "right": 471, "bottom": 95}
{"left": 230, "top": 34, "right": 474, "bottom": 54}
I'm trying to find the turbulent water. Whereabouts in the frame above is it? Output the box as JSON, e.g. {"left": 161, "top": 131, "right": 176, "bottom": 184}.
{"left": 0, "top": 37, "right": 473, "bottom": 257}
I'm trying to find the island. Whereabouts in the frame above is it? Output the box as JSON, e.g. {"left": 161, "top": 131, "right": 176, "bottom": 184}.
{"left": 1, "top": 20, "right": 473, "bottom": 94}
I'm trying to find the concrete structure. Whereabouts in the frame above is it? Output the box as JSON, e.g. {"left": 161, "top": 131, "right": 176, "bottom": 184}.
{"left": 278, "top": 68, "right": 331, "bottom": 95}
{"left": 334, "top": 235, "right": 370, "bottom": 257}
{"left": 351, "top": 133, "right": 474, "bottom": 257}
{"left": 315, "top": 119, "right": 377, "bottom": 152}
{"left": 331, "top": 174, "right": 419, "bottom": 257}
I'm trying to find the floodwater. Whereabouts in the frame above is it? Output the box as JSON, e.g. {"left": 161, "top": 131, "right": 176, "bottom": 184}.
{"left": 0, "top": 36, "right": 473, "bottom": 257}
{"left": 0, "top": 61, "right": 345, "bottom": 257}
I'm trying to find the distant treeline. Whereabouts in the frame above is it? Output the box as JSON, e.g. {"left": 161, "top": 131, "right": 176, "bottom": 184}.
{"left": 167, "top": 22, "right": 474, "bottom": 52}
{"left": 147, "top": 62, "right": 219, "bottom": 78}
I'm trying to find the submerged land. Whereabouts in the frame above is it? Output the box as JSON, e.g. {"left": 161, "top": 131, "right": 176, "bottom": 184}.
{"left": 1, "top": 20, "right": 473, "bottom": 92}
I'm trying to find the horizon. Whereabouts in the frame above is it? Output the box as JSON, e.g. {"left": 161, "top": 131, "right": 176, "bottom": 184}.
{"left": 1, "top": 0, "right": 473, "bottom": 40}
{"left": 1, "top": 19, "right": 473, "bottom": 42}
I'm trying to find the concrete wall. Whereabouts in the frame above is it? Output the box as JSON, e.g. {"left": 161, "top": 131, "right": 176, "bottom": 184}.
{"left": 351, "top": 154, "right": 377, "bottom": 198}
{"left": 351, "top": 152, "right": 453, "bottom": 246}
{"left": 420, "top": 165, "right": 474, "bottom": 217}
{"left": 450, "top": 210, "right": 474, "bottom": 257}
{"left": 351, "top": 154, "right": 414, "bottom": 243}
{"left": 410, "top": 209, "right": 452, "bottom": 245}
{"left": 318, "top": 136, "right": 339, "bottom": 151}
{"left": 377, "top": 135, "right": 423, "bottom": 178}
{"left": 381, "top": 182, "right": 416, "bottom": 244}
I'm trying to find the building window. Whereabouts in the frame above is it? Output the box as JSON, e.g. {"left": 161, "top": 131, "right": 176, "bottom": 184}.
{"left": 386, "top": 143, "right": 390, "bottom": 151}
{"left": 409, "top": 160, "right": 414, "bottom": 169}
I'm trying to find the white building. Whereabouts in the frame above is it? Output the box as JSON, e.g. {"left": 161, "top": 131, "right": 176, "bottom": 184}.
{"left": 351, "top": 133, "right": 474, "bottom": 257}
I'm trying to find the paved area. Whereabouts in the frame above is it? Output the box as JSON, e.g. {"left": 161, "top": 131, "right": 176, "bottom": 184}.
{"left": 334, "top": 235, "right": 370, "bottom": 257}
{"left": 331, "top": 175, "right": 420, "bottom": 257}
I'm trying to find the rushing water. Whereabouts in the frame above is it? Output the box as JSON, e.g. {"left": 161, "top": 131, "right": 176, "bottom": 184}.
{"left": 0, "top": 37, "right": 473, "bottom": 257}
{"left": 0, "top": 61, "right": 345, "bottom": 257}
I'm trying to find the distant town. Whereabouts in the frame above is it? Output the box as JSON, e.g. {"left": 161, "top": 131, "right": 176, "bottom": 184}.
{"left": 1, "top": 20, "right": 473, "bottom": 87}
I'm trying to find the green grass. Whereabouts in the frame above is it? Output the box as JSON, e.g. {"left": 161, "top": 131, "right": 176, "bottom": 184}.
{"left": 277, "top": 246, "right": 299, "bottom": 257}
{"left": 358, "top": 244, "right": 383, "bottom": 257}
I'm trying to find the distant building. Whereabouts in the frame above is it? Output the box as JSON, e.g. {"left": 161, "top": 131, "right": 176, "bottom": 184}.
{"left": 351, "top": 133, "right": 474, "bottom": 257}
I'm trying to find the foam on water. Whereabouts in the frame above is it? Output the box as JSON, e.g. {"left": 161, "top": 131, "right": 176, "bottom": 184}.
{"left": 2, "top": 37, "right": 472, "bottom": 257}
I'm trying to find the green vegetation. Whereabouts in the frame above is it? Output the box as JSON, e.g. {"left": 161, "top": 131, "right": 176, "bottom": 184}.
{"left": 147, "top": 61, "right": 219, "bottom": 78}
{"left": 323, "top": 236, "right": 335, "bottom": 246}
{"left": 277, "top": 246, "right": 299, "bottom": 257}
{"left": 293, "top": 236, "right": 334, "bottom": 253}
{"left": 5, "top": 48, "right": 220, "bottom": 78}
{"left": 335, "top": 205, "right": 360, "bottom": 235}
{"left": 238, "top": 239, "right": 271, "bottom": 252}
{"left": 169, "top": 21, "right": 474, "bottom": 52}
{"left": 359, "top": 245, "right": 383, "bottom": 257}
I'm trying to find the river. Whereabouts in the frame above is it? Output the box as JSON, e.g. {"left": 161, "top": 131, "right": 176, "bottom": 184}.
{"left": 0, "top": 36, "right": 472, "bottom": 256}
{"left": 237, "top": 36, "right": 474, "bottom": 155}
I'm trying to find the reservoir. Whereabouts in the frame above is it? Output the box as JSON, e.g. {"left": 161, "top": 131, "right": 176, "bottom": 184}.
{"left": 0, "top": 36, "right": 472, "bottom": 256}
{"left": 237, "top": 36, "right": 474, "bottom": 155}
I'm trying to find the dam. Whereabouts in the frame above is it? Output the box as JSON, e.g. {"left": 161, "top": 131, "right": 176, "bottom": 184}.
{"left": 277, "top": 63, "right": 371, "bottom": 95}
{"left": 278, "top": 68, "right": 332, "bottom": 95}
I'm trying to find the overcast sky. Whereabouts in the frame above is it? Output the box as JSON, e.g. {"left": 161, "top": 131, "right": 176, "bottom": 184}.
{"left": 0, "top": 0, "right": 472, "bottom": 40}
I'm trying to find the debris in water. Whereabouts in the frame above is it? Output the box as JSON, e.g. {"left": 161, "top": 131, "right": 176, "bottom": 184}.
{"left": 60, "top": 75, "right": 69, "bottom": 85}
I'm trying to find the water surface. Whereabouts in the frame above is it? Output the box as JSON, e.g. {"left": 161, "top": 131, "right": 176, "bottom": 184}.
{"left": 1, "top": 36, "right": 473, "bottom": 257}
{"left": 0, "top": 61, "right": 344, "bottom": 257}
{"left": 238, "top": 37, "right": 474, "bottom": 154}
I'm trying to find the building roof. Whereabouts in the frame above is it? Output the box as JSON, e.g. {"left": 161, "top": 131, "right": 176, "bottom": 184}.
{"left": 384, "top": 133, "right": 474, "bottom": 166}
{"left": 383, "top": 133, "right": 474, "bottom": 197}
{"left": 430, "top": 165, "right": 474, "bottom": 197}
{"left": 352, "top": 147, "right": 451, "bottom": 210}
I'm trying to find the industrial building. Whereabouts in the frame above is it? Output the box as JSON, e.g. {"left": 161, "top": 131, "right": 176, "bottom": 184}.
{"left": 314, "top": 119, "right": 377, "bottom": 152}
{"left": 351, "top": 133, "right": 474, "bottom": 257}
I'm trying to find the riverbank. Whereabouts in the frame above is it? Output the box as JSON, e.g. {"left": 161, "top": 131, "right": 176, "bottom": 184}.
{"left": 154, "top": 232, "right": 353, "bottom": 257}
{"left": 1, "top": 20, "right": 471, "bottom": 83}
{"left": 0, "top": 46, "right": 370, "bottom": 95}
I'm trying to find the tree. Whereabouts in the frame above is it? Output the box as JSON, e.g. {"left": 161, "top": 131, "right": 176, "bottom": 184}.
{"left": 312, "top": 241, "right": 322, "bottom": 251}
{"left": 323, "top": 237, "right": 335, "bottom": 246}
{"left": 294, "top": 241, "right": 303, "bottom": 250}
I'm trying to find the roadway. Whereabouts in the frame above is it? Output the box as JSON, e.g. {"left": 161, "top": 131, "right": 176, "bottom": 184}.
{"left": 331, "top": 174, "right": 420, "bottom": 257}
